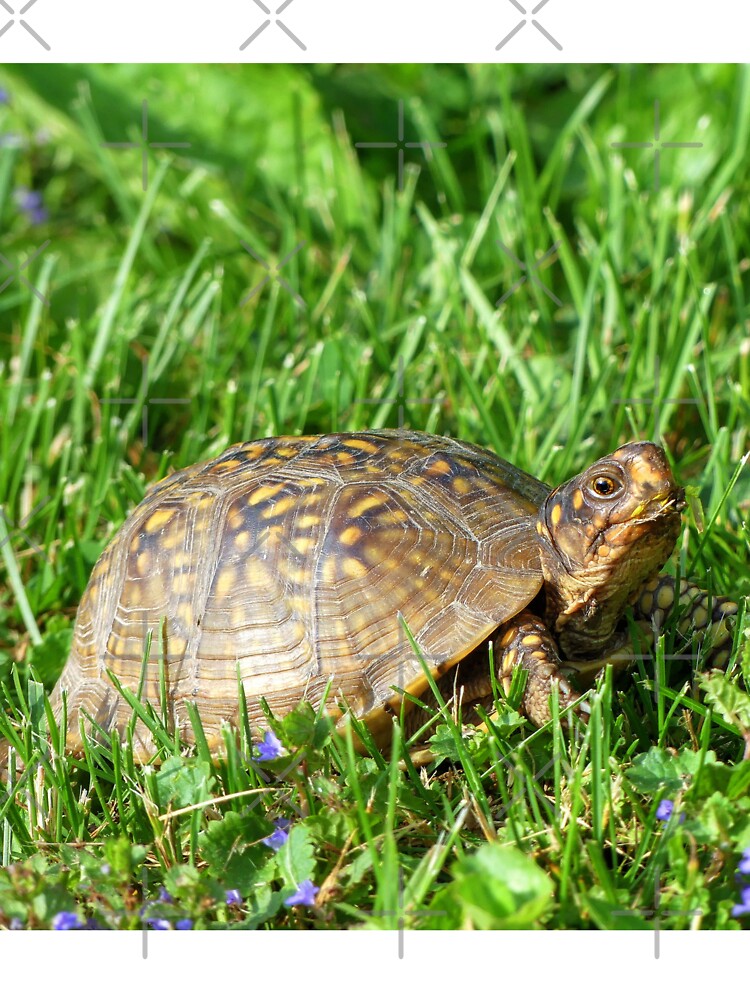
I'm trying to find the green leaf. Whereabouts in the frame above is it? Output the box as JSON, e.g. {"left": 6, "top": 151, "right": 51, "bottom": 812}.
{"left": 154, "top": 756, "right": 214, "bottom": 811}
{"left": 441, "top": 842, "right": 554, "bottom": 929}
{"left": 277, "top": 824, "right": 316, "bottom": 887}
{"left": 237, "top": 884, "right": 287, "bottom": 929}
{"left": 200, "top": 811, "right": 270, "bottom": 895}
{"left": 103, "top": 837, "right": 148, "bottom": 881}
{"left": 627, "top": 747, "right": 713, "bottom": 795}
{"left": 700, "top": 672, "right": 750, "bottom": 732}
{"left": 278, "top": 701, "right": 334, "bottom": 750}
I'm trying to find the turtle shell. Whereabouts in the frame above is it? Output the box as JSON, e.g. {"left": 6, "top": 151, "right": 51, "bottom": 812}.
{"left": 52, "top": 430, "right": 550, "bottom": 758}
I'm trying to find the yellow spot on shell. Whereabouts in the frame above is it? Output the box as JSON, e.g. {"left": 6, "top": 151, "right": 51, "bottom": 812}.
{"left": 297, "top": 514, "right": 321, "bottom": 529}
{"left": 521, "top": 634, "right": 540, "bottom": 647}
{"left": 248, "top": 483, "right": 285, "bottom": 505}
{"left": 343, "top": 557, "right": 368, "bottom": 579}
{"left": 290, "top": 536, "right": 316, "bottom": 555}
{"left": 212, "top": 459, "right": 242, "bottom": 473}
{"left": 451, "top": 477, "right": 472, "bottom": 495}
{"left": 342, "top": 438, "right": 379, "bottom": 454}
{"left": 214, "top": 569, "right": 236, "bottom": 598}
{"left": 274, "top": 445, "right": 299, "bottom": 458}
{"left": 136, "top": 552, "right": 151, "bottom": 575}
{"left": 340, "top": 525, "right": 363, "bottom": 545}
{"left": 263, "top": 495, "right": 297, "bottom": 518}
{"left": 336, "top": 450, "right": 356, "bottom": 464}
{"left": 168, "top": 636, "right": 188, "bottom": 656}
{"left": 429, "top": 459, "right": 452, "bottom": 476}
{"left": 240, "top": 444, "right": 267, "bottom": 461}
{"left": 144, "top": 508, "right": 176, "bottom": 533}
{"left": 550, "top": 504, "right": 562, "bottom": 527}
{"left": 108, "top": 636, "right": 130, "bottom": 658}
{"left": 348, "top": 494, "right": 384, "bottom": 518}
{"left": 173, "top": 572, "right": 193, "bottom": 597}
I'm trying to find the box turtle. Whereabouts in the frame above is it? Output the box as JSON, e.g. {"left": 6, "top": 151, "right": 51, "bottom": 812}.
{"left": 2, "top": 431, "right": 740, "bottom": 765}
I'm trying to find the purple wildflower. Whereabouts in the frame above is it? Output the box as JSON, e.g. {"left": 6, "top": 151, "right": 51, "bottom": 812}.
{"left": 732, "top": 884, "right": 750, "bottom": 918}
{"left": 255, "top": 730, "right": 283, "bottom": 761}
{"left": 283, "top": 879, "right": 319, "bottom": 908}
{"left": 263, "top": 818, "right": 291, "bottom": 851}
{"left": 738, "top": 849, "right": 750, "bottom": 877}
{"left": 655, "top": 799, "right": 674, "bottom": 822}
{"left": 146, "top": 917, "right": 171, "bottom": 930}
{"left": 14, "top": 187, "right": 48, "bottom": 225}
{"left": 158, "top": 886, "right": 172, "bottom": 903}
{"left": 175, "top": 918, "right": 193, "bottom": 930}
{"left": 9, "top": 917, "right": 24, "bottom": 930}
{"left": 225, "top": 888, "right": 242, "bottom": 906}
{"left": 100, "top": 863, "right": 111, "bottom": 876}
{"left": 52, "top": 911, "right": 84, "bottom": 930}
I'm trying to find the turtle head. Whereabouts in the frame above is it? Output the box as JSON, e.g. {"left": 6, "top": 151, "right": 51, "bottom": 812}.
{"left": 535, "top": 442, "right": 685, "bottom": 659}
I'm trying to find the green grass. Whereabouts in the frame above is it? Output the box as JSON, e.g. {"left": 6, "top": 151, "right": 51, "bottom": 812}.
{"left": 1, "top": 63, "right": 750, "bottom": 931}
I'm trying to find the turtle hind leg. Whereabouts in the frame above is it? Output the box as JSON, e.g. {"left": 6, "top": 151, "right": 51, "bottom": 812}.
{"left": 635, "top": 574, "right": 739, "bottom": 669}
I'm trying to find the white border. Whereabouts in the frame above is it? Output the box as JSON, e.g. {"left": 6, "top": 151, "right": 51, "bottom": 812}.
{"left": 0, "top": 0, "right": 748, "bottom": 61}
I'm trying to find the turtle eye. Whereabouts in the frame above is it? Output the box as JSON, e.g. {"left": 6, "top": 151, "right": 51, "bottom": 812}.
{"left": 590, "top": 475, "right": 621, "bottom": 498}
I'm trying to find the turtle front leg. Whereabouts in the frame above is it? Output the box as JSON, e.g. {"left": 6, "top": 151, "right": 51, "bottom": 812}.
{"left": 635, "top": 574, "right": 739, "bottom": 669}
{"left": 494, "top": 612, "right": 590, "bottom": 726}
